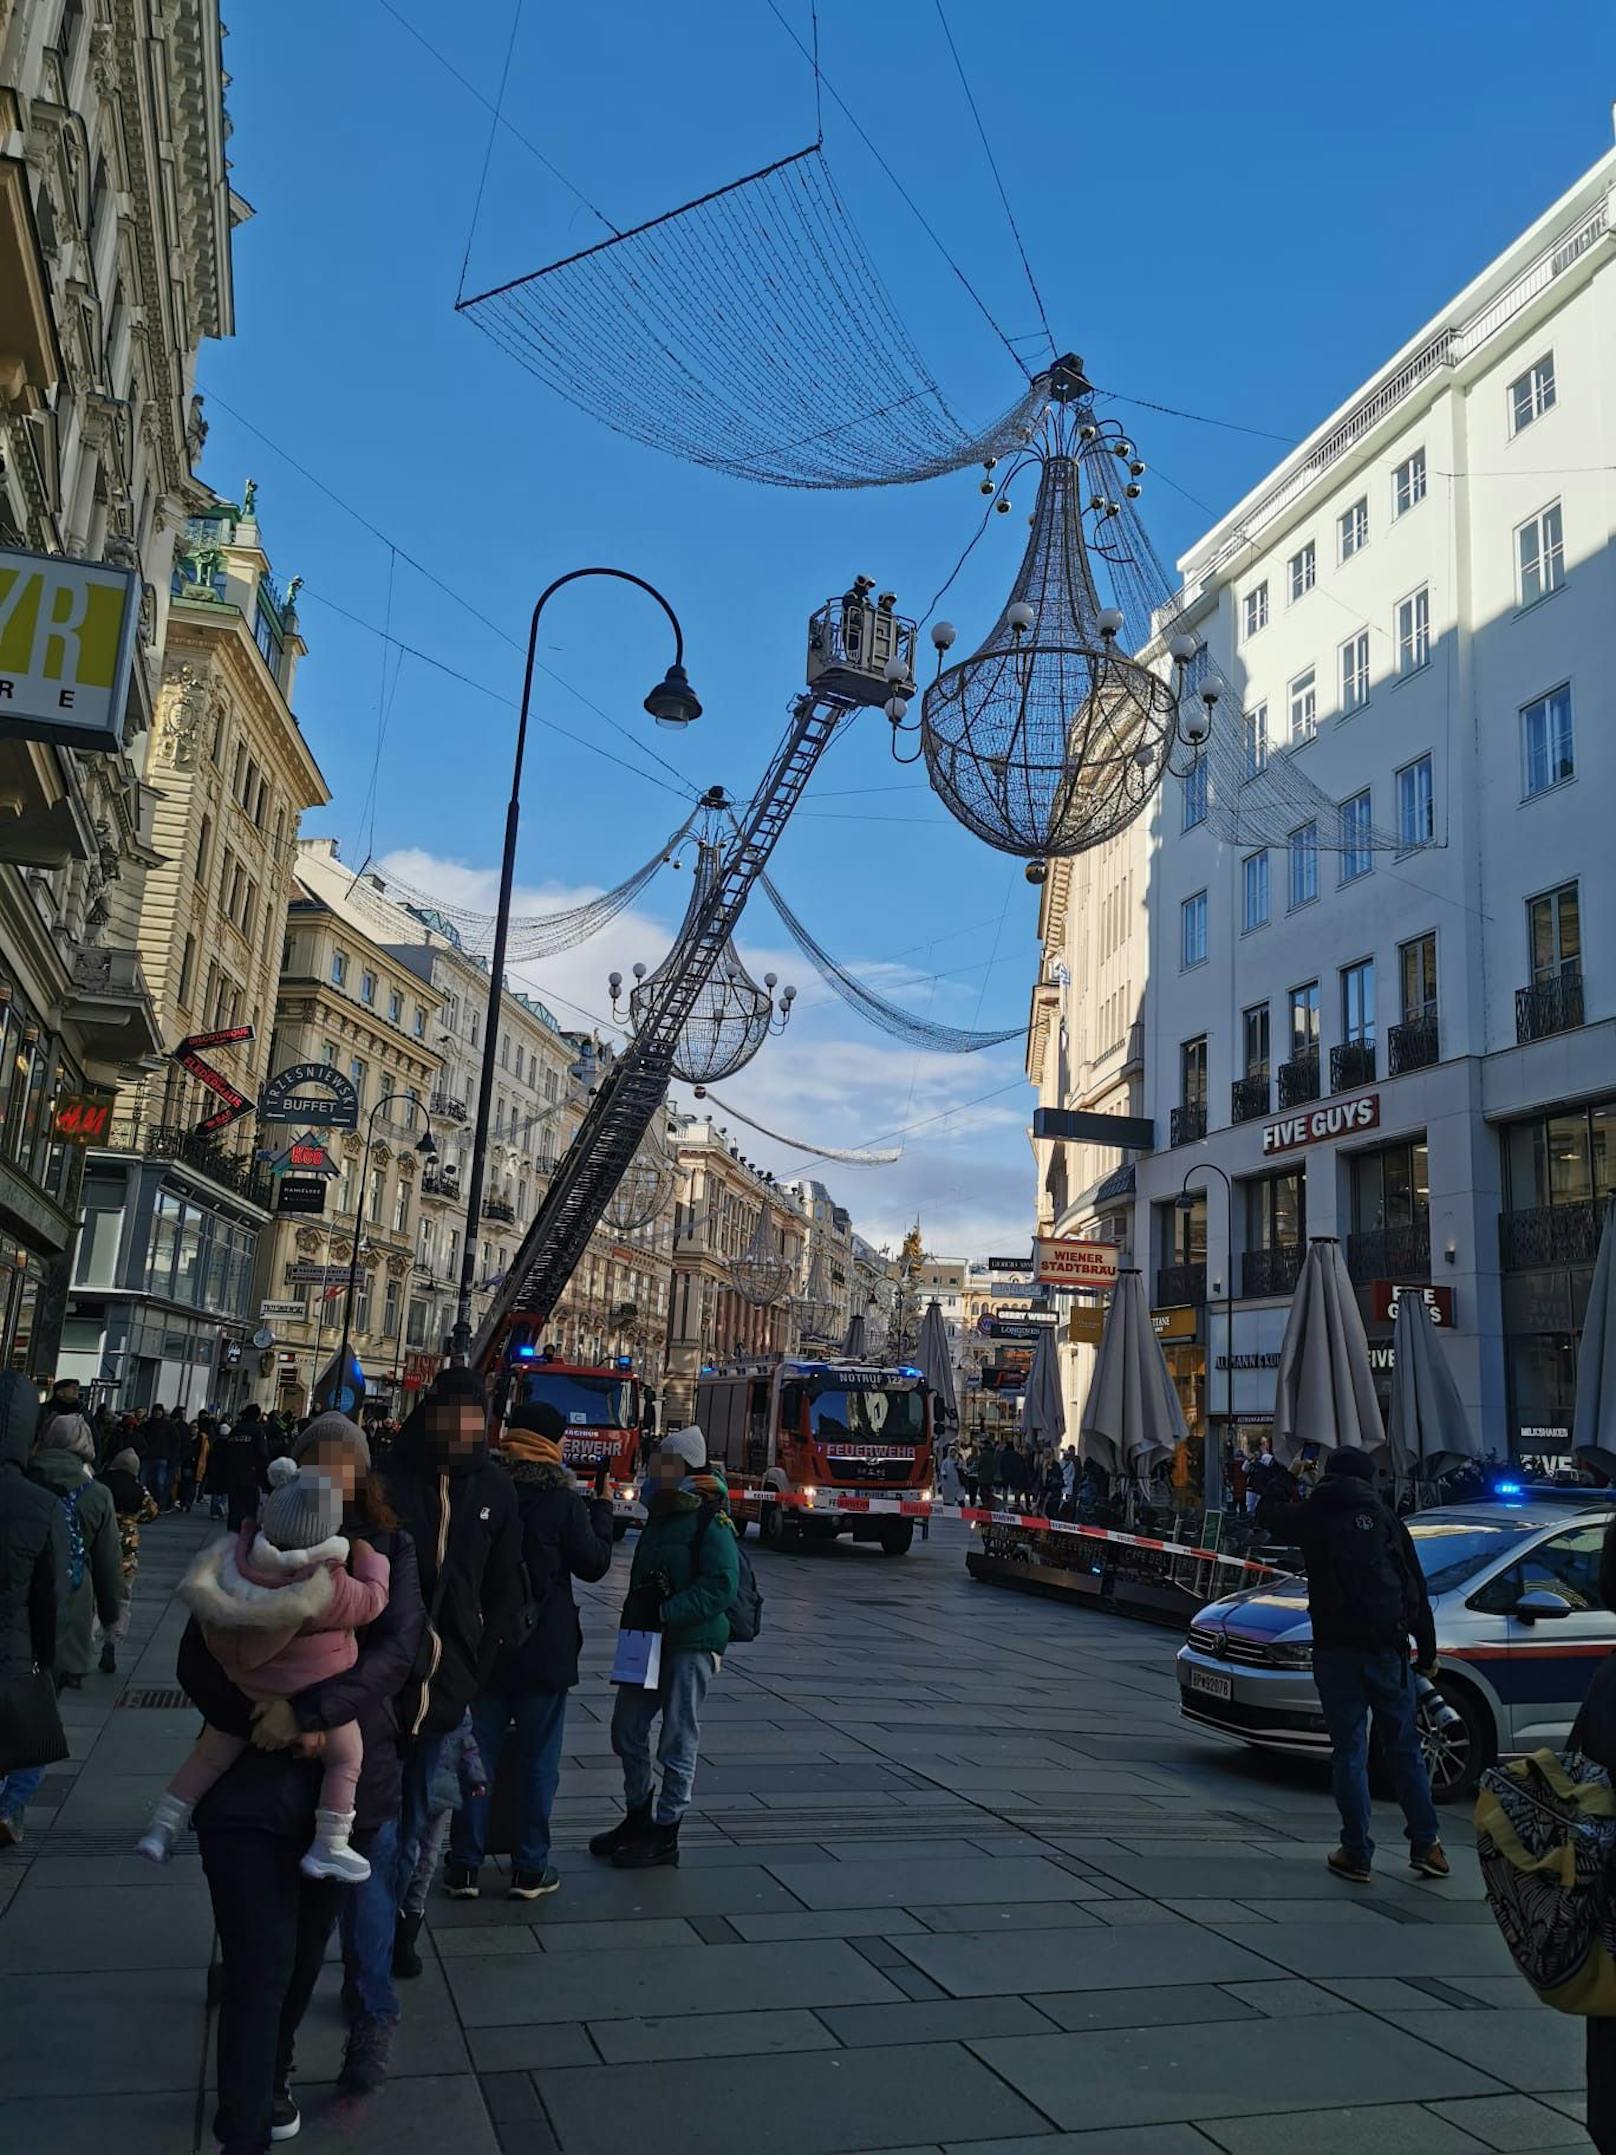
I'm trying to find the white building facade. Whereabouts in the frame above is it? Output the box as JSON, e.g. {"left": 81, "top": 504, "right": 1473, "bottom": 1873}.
{"left": 1122, "top": 144, "right": 1616, "bottom": 1466}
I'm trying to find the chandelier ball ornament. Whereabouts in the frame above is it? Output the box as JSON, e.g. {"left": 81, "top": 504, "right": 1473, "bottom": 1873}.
{"left": 727, "top": 1193, "right": 796, "bottom": 1307}
{"left": 930, "top": 621, "right": 956, "bottom": 653}
{"left": 603, "top": 1127, "right": 677, "bottom": 1233}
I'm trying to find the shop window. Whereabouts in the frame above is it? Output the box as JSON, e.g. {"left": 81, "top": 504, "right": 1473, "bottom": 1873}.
{"left": 1351, "top": 1139, "right": 1431, "bottom": 1233}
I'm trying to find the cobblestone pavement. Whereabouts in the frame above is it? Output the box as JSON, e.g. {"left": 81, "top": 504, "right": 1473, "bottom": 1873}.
{"left": 0, "top": 1510, "right": 1589, "bottom": 2153}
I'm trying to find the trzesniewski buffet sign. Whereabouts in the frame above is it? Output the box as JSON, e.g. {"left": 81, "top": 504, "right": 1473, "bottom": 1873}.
{"left": 0, "top": 547, "right": 141, "bottom": 752}
{"left": 1261, "top": 1092, "right": 1380, "bottom": 1157}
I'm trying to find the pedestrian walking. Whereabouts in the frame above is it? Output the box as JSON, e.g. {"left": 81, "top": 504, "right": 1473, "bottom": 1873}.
{"left": 445, "top": 1401, "right": 614, "bottom": 1906}
{"left": 140, "top": 1461, "right": 391, "bottom": 1882}
{"left": 141, "top": 1404, "right": 183, "bottom": 1512}
{"left": 0, "top": 1372, "right": 68, "bottom": 1848}
{"left": 590, "top": 1427, "right": 738, "bottom": 1872}
{"left": 40, "top": 1380, "right": 96, "bottom": 1467}
{"left": 27, "top": 1412, "right": 122, "bottom": 1690}
{"left": 393, "top": 1707, "right": 487, "bottom": 1976}
{"left": 1261, "top": 1449, "right": 1447, "bottom": 1884}
{"left": 95, "top": 1447, "right": 156, "bottom": 1674}
{"left": 177, "top": 1414, "right": 206, "bottom": 1511}
{"left": 206, "top": 1406, "right": 268, "bottom": 1531}
{"left": 177, "top": 1411, "right": 425, "bottom": 2139}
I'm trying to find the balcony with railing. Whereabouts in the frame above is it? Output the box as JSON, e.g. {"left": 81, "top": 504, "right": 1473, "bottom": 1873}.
{"left": 1155, "top": 1261, "right": 1206, "bottom": 1308}
{"left": 1499, "top": 1199, "right": 1602, "bottom": 1272}
{"left": 1389, "top": 1013, "right": 1439, "bottom": 1076}
{"left": 482, "top": 1194, "right": 516, "bottom": 1225}
{"left": 1331, "top": 1040, "right": 1377, "bottom": 1094}
{"left": 1231, "top": 1074, "right": 1269, "bottom": 1125}
{"left": 1516, "top": 973, "right": 1583, "bottom": 1045}
{"left": 1345, "top": 1219, "right": 1431, "bottom": 1285}
{"left": 103, "top": 1118, "right": 272, "bottom": 1209}
{"left": 1242, "top": 1243, "right": 1305, "bottom": 1298}
{"left": 430, "top": 1091, "right": 469, "bottom": 1123}
{"left": 1278, "top": 1048, "right": 1320, "bottom": 1108}
{"left": 420, "top": 1165, "right": 460, "bottom": 1203}
{"left": 1170, "top": 1101, "right": 1208, "bottom": 1147}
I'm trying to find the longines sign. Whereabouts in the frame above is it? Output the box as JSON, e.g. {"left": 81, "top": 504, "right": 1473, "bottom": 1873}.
{"left": 1261, "top": 1092, "right": 1380, "bottom": 1157}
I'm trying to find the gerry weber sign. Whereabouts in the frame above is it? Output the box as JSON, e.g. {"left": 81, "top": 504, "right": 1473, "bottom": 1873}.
{"left": 1261, "top": 1092, "right": 1380, "bottom": 1157}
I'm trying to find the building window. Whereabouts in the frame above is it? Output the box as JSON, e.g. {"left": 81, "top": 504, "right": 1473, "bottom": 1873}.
{"left": 1397, "top": 755, "right": 1434, "bottom": 849}
{"left": 1288, "top": 821, "right": 1318, "bottom": 909}
{"left": 1339, "top": 496, "right": 1368, "bottom": 561}
{"left": 1339, "top": 789, "right": 1373, "bottom": 882}
{"left": 1242, "top": 582, "right": 1268, "bottom": 640}
{"left": 382, "top": 1276, "right": 401, "bottom": 1339}
{"left": 393, "top": 1181, "right": 410, "bottom": 1235}
{"left": 1246, "top": 1170, "right": 1305, "bottom": 1253}
{"left": 1401, "top": 933, "right": 1438, "bottom": 1023}
{"left": 1182, "top": 757, "right": 1209, "bottom": 830}
{"left": 253, "top": 602, "right": 282, "bottom": 673}
{"left": 1517, "top": 502, "right": 1565, "bottom": 608}
{"left": 349, "top": 1055, "right": 368, "bottom": 1105}
{"left": 367, "top": 1165, "right": 385, "bottom": 1225}
{"left": 177, "top": 933, "right": 197, "bottom": 1009}
{"left": 1503, "top": 1101, "right": 1614, "bottom": 1213}
{"left": 414, "top": 1005, "right": 427, "bottom": 1039}
{"left": 195, "top": 815, "right": 212, "bottom": 884}
{"left": 360, "top": 969, "right": 377, "bottom": 1008}
{"left": 1243, "top": 702, "right": 1269, "bottom": 779}
{"left": 1342, "top": 958, "right": 1375, "bottom": 1045}
{"left": 1396, "top": 585, "right": 1430, "bottom": 675}
{"left": 1180, "top": 1035, "right": 1208, "bottom": 1109}
{"left": 1287, "top": 667, "right": 1316, "bottom": 747}
{"left": 331, "top": 949, "right": 348, "bottom": 987}
{"left": 1393, "top": 448, "right": 1427, "bottom": 518}
{"left": 1510, "top": 352, "right": 1556, "bottom": 435}
{"left": 1243, "top": 1002, "right": 1270, "bottom": 1078}
{"left": 1351, "top": 1138, "right": 1430, "bottom": 1233}
{"left": 1522, "top": 684, "right": 1574, "bottom": 799}
{"left": 1180, "top": 891, "right": 1208, "bottom": 970}
{"left": 1291, "top": 980, "right": 1320, "bottom": 1056}
{"left": 1242, "top": 850, "right": 1269, "bottom": 932}
{"left": 1339, "top": 629, "right": 1370, "bottom": 715}
{"left": 386, "top": 987, "right": 403, "bottom": 1025}
{"left": 1528, "top": 882, "right": 1580, "bottom": 986}
{"left": 1288, "top": 541, "right": 1315, "bottom": 602}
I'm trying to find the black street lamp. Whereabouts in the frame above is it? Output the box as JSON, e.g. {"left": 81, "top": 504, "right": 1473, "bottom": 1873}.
{"left": 1178, "top": 1161, "right": 1233, "bottom": 1517}
{"left": 449, "top": 568, "right": 699, "bottom": 1366}
{"left": 335, "top": 1094, "right": 438, "bottom": 1407}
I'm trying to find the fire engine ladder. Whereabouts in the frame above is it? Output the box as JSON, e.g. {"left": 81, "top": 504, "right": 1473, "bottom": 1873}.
{"left": 470, "top": 689, "right": 856, "bottom": 1363}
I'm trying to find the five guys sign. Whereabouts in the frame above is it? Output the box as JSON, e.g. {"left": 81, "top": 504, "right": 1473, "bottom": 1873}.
{"left": 173, "top": 1026, "right": 255, "bottom": 1135}
{"left": 1261, "top": 1092, "right": 1380, "bottom": 1157}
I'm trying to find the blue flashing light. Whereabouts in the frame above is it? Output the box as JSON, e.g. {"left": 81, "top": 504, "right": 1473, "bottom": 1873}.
{"left": 898, "top": 1365, "right": 923, "bottom": 1379}
{"left": 614, "top": 1356, "right": 633, "bottom": 1370}
{"left": 514, "top": 1346, "right": 537, "bottom": 1359}
{"left": 1493, "top": 1477, "right": 1525, "bottom": 1498}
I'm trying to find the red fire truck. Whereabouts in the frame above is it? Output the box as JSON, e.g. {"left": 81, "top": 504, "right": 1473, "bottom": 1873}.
{"left": 694, "top": 1359, "right": 933, "bottom": 1556}
{"left": 503, "top": 1348, "right": 647, "bottom": 1490}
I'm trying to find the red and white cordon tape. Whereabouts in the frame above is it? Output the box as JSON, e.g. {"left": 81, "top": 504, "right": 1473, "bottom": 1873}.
{"left": 609, "top": 1485, "right": 1282, "bottom": 1578}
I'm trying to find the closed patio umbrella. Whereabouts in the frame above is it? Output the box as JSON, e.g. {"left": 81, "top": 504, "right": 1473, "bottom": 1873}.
{"left": 1020, "top": 1319, "right": 1065, "bottom": 1452}
{"left": 1387, "top": 1287, "right": 1476, "bottom": 1480}
{"left": 1272, "top": 1237, "right": 1383, "bottom": 1464}
{"left": 1078, "top": 1267, "right": 1187, "bottom": 1482}
{"left": 917, "top": 1299, "right": 958, "bottom": 1430}
{"left": 843, "top": 1308, "right": 868, "bottom": 1360}
{"left": 1573, "top": 1201, "right": 1616, "bottom": 1481}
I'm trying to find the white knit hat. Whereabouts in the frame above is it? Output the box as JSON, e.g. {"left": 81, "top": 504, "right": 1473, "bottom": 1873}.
{"left": 658, "top": 1425, "right": 707, "bottom": 1470}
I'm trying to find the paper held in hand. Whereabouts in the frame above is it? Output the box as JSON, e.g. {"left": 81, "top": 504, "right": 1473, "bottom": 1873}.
{"left": 611, "top": 1628, "right": 662, "bottom": 1689}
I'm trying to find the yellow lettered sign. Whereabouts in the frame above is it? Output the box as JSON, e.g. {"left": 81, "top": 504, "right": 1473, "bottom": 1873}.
{"left": 0, "top": 548, "right": 139, "bottom": 751}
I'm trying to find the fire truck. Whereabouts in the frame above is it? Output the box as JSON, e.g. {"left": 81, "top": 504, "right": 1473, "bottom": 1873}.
{"left": 502, "top": 1347, "right": 647, "bottom": 1490}
{"left": 694, "top": 1359, "right": 933, "bottom": 1556}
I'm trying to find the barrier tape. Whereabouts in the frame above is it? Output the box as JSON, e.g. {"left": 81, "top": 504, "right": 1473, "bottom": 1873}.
{"left": 608, "top": 1485, "right": 1283, "bottom": 1578}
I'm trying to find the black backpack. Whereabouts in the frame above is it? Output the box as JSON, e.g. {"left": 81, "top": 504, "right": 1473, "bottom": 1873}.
{"left": 1308, "top": 1489, "right": 1413, "bottom": 1646}
{"left": 692, "top": 1504, "right": 764, "bottom": 1644}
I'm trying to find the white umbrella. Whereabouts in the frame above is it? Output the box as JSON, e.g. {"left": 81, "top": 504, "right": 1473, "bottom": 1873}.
{"left": 1387, "top": 1287, "right": 1476, "bottom": 1480}
{"left": 1273, "top": 1237, "right": 1384, "bottom": 1464}
{"left": 1573, "top": 1203, "right": 1616, "bottom": 1480}
{"left": 1079, "top": 1267, "right": 1187, "bottom": 1481}
{"left": 1020, "top": 1320, "right": 1065, "bottom": 1450}
{"left": 917, "top": 1299, "right": 958, "bottom": 1429}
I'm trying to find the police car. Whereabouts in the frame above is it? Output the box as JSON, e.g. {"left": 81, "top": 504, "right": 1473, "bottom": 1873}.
{"left": 1177, "top": 1498, "right": 1615, "bottom": 1800}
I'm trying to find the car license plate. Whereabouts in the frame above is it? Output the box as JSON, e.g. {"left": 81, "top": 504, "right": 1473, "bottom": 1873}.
{"left": 1188, "top": 1667, "right": 1232, "bottom": 1701}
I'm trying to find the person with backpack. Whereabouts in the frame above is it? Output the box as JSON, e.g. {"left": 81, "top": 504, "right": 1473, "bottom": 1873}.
{"left": 1261, "top": 1448, "right": 1446, "bottom": 1884}
{"left": 27, "top": 1413, "right": 122, "bottom": 1689}
{"left": 0, "top": 1373, "right": 69, "bottom": 1847}
{"left": 590, "top": 1426, "right": 741, "bottom": 1872}
{"left": 440, "top": 1401, "right": 614, "bottom": 1910}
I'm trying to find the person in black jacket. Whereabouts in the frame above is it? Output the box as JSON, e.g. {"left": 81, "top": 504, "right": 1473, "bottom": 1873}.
{"left": 0, "top": 1373, "right": 68, "bottom": 1845}
{"left": 441, "top": 1402, "right": 613, "bottom": 1912}
{"left": 205, "top": 1405, "right": 269, "bottom": 1530}
{"left": 1262, "top": 1448, "right": 1445, "bottom": 1885}
{"left": 179, "top": 1413, "right": 423, "bottom": 2144}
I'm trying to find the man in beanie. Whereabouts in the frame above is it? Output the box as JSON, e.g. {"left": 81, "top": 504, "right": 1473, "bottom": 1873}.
{"left": 441, "top": 1400, "right": 614, "bottom": 1908}
{"left": 387, "top": 1367, "right": 520, "bottom": 1894}
{"left": 590, "top": 1425, "right": 738, "bottom": 1870}
{"left": 1261, "top": 1448, "right": 1445, "bottom": 1884}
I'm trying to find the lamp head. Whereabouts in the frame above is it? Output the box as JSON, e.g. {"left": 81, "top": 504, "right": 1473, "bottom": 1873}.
{"left": 417, "top": 1129, "right": 439, "bottom": 1160}
{"left": 1175, "top": 1188, "right": 1201, "bottom": 1212}
{"left": 644, "top": 662, "right": 702, "bottom": 729}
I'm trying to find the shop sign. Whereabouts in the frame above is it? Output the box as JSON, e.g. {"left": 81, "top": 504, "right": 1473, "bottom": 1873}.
{"left": 1151, "top": 1306, "right": 1199, "bottom": 1341}
{"left": 1034, "top": 1235, "right": 1119, "bottom": 1290}
{"left": 174, "top": 1025, "right": 256, "bottom": 1136}
{"left": 270, "top": 1132, "right": 338, "bottom": 1177}
{"left": 276, "top": 1175, "right": 327, "bottom": 1217}
{"left": 260, "top": 1062, "right": 359, "bottom": 1130}
{"left": 1371, "top": 1280, "right": 1455, "bottom": 1328}
{"left": 987, "top": 1255, "right": 1033, "bottom": 1272}
{"left": 1068, "top": 1305, "right": 1106, "bottom": 1346}
{"left": 403, "top": 1350, "right": 439, "bottom": 1392}
{"left": 0, "top": 546, "right": 141, "bottom": 752}
{"left": 50, "top": 1091, "right": 114, "bottom": 1144}
{"left": 1520, "top": 1423, "right": 1570, "bottom": 1445}
{"left": 287, "top": 1261, "right": 349, "bottom": 1285}
{"left": 260, "top": 1300, "right": 308, "bottom": 1322}
{"left": 980, "top": 1317, "right": 1056, "bottom": 1342}
{"left": 1261, "top": 1092, "right": 1381, "bottom": 1157}
{"left": 1215, "top": 1351, "right": 1282, "bottom": 1372}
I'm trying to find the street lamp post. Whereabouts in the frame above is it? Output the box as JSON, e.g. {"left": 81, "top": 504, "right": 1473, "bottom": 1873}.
{"left": 449, "top": 569, "right": 700, "bottom": 1367}
{"left": 334, "top": 1094, "right": 437, "bottom": 1409}
{"left": 1177, "top": 1162, "right": 1233, "bottom": 1517}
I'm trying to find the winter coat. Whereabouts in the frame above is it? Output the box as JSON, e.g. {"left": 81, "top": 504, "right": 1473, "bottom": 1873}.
{"left": 626, "top": 1476, "right": 740, "bottom": 1658}
{"left": 141, "top": 1415, "right": 183, "bottom": 1466}
{"left": 179, "top": 1525, "right": 390, "bottom": 1697}
{"left": 98, "top": 1463, "right": 148, "bottom": 1517}
{"left": 426, "top": 1710, "right": 489, "bottom": 1813}
{"left": 490, "top": 1460, "right": 614, "bottom": 1694}
{"left": 177, "top": 1517, "right": 424, "bottom": 1836}
{"left": 387, "top": 1407, "right": 521, "bottom": 1738}
{"left": 27, "top": 1445, "right": 123, "bottom": 1679}
{"left": 203, "top": 1423, "right": 265, "bottom": 1502}
{"left": 0, "top": 1374, "right": 67, "bottom": 1685}
{"left": 1261, "top": 1475, "right": 1437, "bottom": 1666}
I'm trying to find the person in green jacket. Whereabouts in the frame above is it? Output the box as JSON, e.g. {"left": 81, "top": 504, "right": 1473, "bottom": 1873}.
{"left": 590, "top": 1426, "right": 738, "bottom": 1871}
{"left": 29, "top": 1415, "right": 123, "bottom": 1686}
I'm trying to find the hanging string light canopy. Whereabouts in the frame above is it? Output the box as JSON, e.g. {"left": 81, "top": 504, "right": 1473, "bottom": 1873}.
{"left": 728, "top": 1191, "right": 796, "bottom": 1308}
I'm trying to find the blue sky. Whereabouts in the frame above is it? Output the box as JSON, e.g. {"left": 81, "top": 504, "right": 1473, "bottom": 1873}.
{"left": 202, "top": 0, "right": 1616, "bottom": 1256}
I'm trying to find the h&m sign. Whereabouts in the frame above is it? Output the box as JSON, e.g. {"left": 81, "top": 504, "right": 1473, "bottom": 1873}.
{"left": 1261, "top": 1092, "right": 1380, "bottom": 1157}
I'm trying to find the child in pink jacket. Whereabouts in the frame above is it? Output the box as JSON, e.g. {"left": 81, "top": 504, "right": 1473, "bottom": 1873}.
{"left": 138, "top": 1461, "right": 390, "bottom": 1881}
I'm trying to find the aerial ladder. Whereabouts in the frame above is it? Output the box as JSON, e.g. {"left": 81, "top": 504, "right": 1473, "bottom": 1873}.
{"left": 469, "top": 587, "right": 918, "bottom": 1379}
